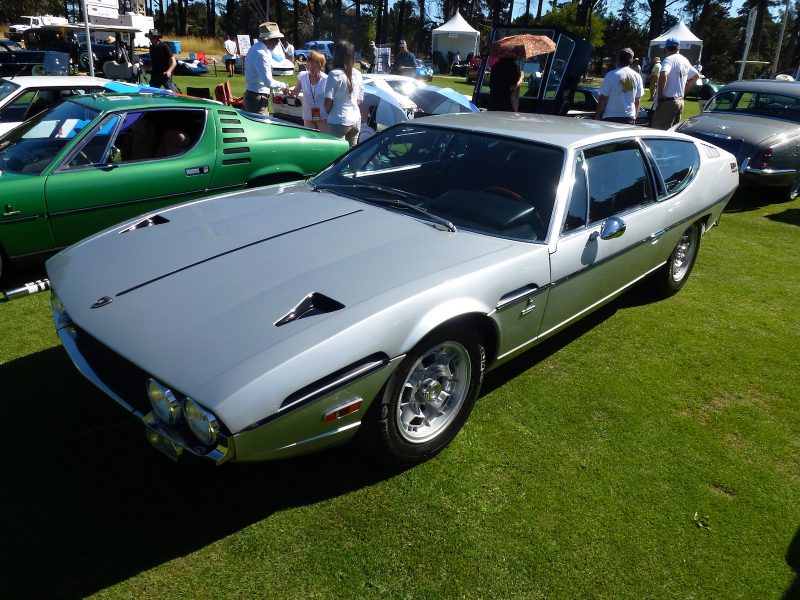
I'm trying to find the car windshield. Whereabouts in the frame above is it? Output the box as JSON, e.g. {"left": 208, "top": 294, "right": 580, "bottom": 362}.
{"left": 0, "top": 80, "right": 21, "bottom": 103}
{"left": 312, "top": 124, "right": 564, "bottom": 241}
{"left": 0, "top": 100, "right": 100, "bottom": 175}
{"left": 705, "top": 90, "right": 800, "bottom": 122}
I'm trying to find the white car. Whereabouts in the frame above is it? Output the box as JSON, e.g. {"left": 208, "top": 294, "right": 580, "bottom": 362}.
{"left": 273, "top": 73, "right": 424, "bottom": 124}
{"left": 0, "top": 76, "right": 159, "bottom": 137}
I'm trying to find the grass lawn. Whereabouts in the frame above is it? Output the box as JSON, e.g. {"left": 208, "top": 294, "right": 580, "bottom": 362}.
{"left": 0, "top": 104, "right": 797, "bottom": 598}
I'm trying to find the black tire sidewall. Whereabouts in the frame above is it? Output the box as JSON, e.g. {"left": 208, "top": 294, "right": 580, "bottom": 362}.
{"left": 376, "top": 325, "right": 485, "bottom": 465}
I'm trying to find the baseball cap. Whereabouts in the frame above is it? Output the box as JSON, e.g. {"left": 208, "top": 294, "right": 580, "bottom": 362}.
{"left": 665, "top": 37, "right": 680, "bottom": 48}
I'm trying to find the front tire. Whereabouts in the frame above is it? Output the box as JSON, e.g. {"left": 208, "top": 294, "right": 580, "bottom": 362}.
{"left": 652, "top": 222, "right": 701, "bottom": 297}
{"left": 787, "top": 171, "right": 800, "bottom": 200}
{"left": 370, "top": 326, "right": 485, "bottom": 465}
{"left": 30, "top": 64, "right": 46, "bottom": 75}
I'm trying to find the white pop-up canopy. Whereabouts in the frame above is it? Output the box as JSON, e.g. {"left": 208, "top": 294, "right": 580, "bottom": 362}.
{"left": 648, "top": 22, "right": 703, "bottom": 66}
{"left": 431, "top": 11, "right": 479, "bottom": 59}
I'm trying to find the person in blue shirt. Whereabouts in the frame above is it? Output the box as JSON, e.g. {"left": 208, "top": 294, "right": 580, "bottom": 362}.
{"left": 394, "top": 40, "right": 416, "bottom": 76}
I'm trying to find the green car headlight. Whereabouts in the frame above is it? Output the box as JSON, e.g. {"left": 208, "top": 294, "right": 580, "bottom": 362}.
{"left": 183, "top": 397, "right": 219, "bottom": 446}
{"left": 147, "top": 378, "right": 181, "bottom": 425}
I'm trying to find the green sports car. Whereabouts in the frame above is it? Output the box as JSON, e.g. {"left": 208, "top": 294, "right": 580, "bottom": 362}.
{"left": 0, "top": 93, "right": 349, "bottom": 279}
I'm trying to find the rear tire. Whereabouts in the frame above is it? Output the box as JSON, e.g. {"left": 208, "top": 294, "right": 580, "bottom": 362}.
{"left": 369, "top": 325, "right": 485, "bottom": 466}
{"left": 30, "top": 64, "right": 46, "bottom": 75}
{"left": 787, "top": 171, "right": 800, "bottom": 200}
{"left": 651, "top": 222, "right": 701, "bottom": 297}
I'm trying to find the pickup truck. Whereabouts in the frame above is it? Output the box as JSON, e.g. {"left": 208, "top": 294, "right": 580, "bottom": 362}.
{"left": 7, "top": 15, "right": 68, "bottom": 41}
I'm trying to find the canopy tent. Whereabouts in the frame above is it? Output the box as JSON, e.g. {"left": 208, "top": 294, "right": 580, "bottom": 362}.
{"left": 431, "top": 11, "right": 479, "bottom": 60}
{"left": 647, "top": 22, "right": 703, "bottom": 68}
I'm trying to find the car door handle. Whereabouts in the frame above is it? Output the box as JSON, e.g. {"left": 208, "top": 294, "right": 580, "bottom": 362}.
{"left": 186, "top": 166, "right": 210, "bottom": 176}
{"left": 3, "top": 204, "right": 20, "bottom": 217}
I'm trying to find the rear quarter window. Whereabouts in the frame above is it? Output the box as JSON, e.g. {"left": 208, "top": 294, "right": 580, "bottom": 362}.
{"left": 643, "top": 139, "right": 700, "bottom": 196}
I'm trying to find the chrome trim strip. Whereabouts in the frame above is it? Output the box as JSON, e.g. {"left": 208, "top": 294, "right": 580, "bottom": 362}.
{"left": 277, "top": 421, "right": 361, "bottom": 451}
{"left": 280, "top": 357, "right": 388, "bottom": 412}
{"left": 495, "top": 284, "right": 544, "bottom": 311}
{"left": 744, "top": 166, "right": 796, "bottom": 175}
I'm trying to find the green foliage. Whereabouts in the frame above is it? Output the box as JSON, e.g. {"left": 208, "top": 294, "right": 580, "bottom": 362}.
{"left": 541, "top": 2, "right": 605, "bottom": 47}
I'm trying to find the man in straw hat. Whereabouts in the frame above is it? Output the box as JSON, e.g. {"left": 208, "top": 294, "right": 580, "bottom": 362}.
{"left": 146, "top": 29, "right": 177, "bottom": 90}
{"left": 244, "top": 22, "right": 289, "bottom": 115}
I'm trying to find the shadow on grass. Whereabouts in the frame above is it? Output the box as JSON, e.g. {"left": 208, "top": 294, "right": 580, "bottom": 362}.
{"left": 784, "top": 524, "right": 800, "bottom": 599}
{"left": 0, "top": 276, "right": 662, "bottom": 598}
{"left": 0, "top": 346, "right": 400, "bottom": 598}
{"left": 725, "top": 186, "right": 791, "bottom": 213}
{"left": 766, "top": 208, "right": 800, "bottom": 227}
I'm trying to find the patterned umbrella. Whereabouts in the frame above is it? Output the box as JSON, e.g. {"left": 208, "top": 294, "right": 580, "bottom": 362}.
{"left": 488, "top": 34, "right": 556, "bottom": 59}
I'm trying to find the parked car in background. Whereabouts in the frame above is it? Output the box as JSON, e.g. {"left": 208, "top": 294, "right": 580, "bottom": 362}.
{"left": 22, "top": 26, "right": 121, "bottom": 71}
{"left": 295, "top": 40, "right": 335, "bottom": 63}
{"left": 415, "top": 59, "right": 433, "bottom": 81}
{"left": 566, "top": 84, "right": 650, "bottom": 124}
{"left": 0, "top": 93, "right": 349, "bottom": 279}
{"left": 687, "top": 76, "right": 722, "bottom": 100}
{"left": 0, "top": 76, "right": 167, "bottom": 137}
{"left": 676, "top": 79, "right": 800, "bottom": 199}
{"left": 0, "top": 39, "right": 47, "bottom": 76}
{"left": 47, "top": 113, "right": 738, "bottom": 467}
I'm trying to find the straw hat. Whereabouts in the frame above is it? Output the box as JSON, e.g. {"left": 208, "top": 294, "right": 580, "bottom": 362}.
{"left": 258, "top": 22, "right": 284, "bottom": 40}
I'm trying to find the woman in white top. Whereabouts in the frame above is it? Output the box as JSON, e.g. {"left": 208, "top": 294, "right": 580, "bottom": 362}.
{"left": 287, "top": 51, "right": 329, "bottom": 133}
{"left": 324, "top": 41, "right": 364, "bottom": 147}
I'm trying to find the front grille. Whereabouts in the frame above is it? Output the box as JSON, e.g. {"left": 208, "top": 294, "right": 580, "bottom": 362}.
{"left": 685, "top": 131, "right": 743, "bottom": 158}
{"left": 72, "top": 324, "right": 152, "bottom": 415}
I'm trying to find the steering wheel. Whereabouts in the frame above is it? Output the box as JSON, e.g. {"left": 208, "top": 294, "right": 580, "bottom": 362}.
{"left": 481, "top": 186, "right": 523, "bottom": 200}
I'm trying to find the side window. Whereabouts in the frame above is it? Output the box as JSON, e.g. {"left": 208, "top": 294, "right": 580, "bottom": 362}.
{"left": 0, "top": 91, "right": 36, "bottom": 122}
{"left": 65, "top": 114, "right": 122, "bottom": 168}
{"left": 113, "top": 108, "right": 205, "bottom": 162}
{"left": 643, "top": 139, "right": 700, "bottom": 196}
{"left": 563, "top": 153, "right": 588, "bottom": 233}
{"left": 584, "top": 141, "right": 653, "bottom": 223}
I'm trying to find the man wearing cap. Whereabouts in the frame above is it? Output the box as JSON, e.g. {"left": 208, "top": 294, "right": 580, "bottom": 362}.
{"left": 244, "top": 22, "right": 289, "bottom": 115}
{"left": 394, "top": 40, "right": 416, "bottom": 76}
{"left": 594, "top": 48, "right": 644, "bottom": 124}
{"left": 147, "top": 29, "right": 177, "bottom": 90}
{"left": 648, "top": 57, "right": 661, "bottom": 100}
{"left": 651, "top": 37, "right": 700, "bottom": 129}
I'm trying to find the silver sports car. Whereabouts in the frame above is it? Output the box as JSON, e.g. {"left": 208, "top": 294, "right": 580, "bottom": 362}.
{"left": 47, "top": 114, "right": 739, "bottom": 466}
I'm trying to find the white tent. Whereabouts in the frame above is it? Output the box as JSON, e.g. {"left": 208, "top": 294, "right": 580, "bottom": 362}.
{"left": 648, "top": 22, "right": 703, "bottom": 66}
{"left": 431, "top": 11, "right": 479, "bottom": 60}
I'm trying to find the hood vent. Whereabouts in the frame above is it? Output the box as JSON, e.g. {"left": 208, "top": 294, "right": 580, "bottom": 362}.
{"left": 121, "top": 214, "right": 170, "bottom": 233}
{"left": 274, "top": 292, "right": 345, "bottom": 327}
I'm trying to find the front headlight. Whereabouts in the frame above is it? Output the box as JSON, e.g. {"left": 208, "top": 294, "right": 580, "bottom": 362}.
{"left": 147, "top": 378, "right": 181, "bottom": 425}
{"left": 183, "top": 397, "right": 219, "bottom": 446}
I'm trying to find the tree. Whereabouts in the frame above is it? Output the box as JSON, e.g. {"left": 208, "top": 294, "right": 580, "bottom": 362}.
{"left": 540, "top": 1, "right": 605, "bottom": 47}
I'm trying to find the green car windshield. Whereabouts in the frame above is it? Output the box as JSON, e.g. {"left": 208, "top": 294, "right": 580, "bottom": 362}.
{"left": 0, "top": 100, "right": 100, "bottom": 175}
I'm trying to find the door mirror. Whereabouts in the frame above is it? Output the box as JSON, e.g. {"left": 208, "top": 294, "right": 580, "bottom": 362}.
{"left": 108, "top": 145, "right": 122, "bottom": 164}
{"left": 599, "top": 216, "right": 626, "bottom": 240}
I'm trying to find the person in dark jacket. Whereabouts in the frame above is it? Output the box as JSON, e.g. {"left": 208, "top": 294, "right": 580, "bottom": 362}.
{"left": 488, "top": 53, "right": 521, "bottom": 111}
{"left": 146, "top": 29, "right": 177, "bottom": 90}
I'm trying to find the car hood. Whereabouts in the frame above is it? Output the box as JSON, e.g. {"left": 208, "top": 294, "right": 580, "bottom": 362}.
{"left": 48, "top": 182, "right": 511, "bottom": 422}
{"left": 679, "top": 112, "right": 797, "bottom": 148}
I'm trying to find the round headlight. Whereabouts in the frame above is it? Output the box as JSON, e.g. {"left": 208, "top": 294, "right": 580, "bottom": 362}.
{"left": 183, "top": 397, "right": 219, "bottom": 446}
{"left": 147, "top": 378, "right": 181, "bottom": 425}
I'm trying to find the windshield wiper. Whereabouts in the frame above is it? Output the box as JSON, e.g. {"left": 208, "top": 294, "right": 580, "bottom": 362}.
{"left": 313, "top": 182, "right": 457, "bottom": 232}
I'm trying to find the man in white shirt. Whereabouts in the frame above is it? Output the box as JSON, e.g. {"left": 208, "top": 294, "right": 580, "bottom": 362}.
{"left": 594, "top": 47, "right": 643, "bottom": 124}
{"left": 223, "top": 35, "right": 238, "bottom": 77}
{"left": 244, "top": 22, "right": 288, "bottom": 115}
{"left": 651, "top": 37, "right": 700, "bottom": 129}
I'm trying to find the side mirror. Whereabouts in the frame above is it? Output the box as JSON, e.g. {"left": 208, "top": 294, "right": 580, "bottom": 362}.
{"left": 108, "top": 146, "right": 122, "bottom": 164}
{"left": 589, "top": 216, "right": 626, "bottom": 241}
